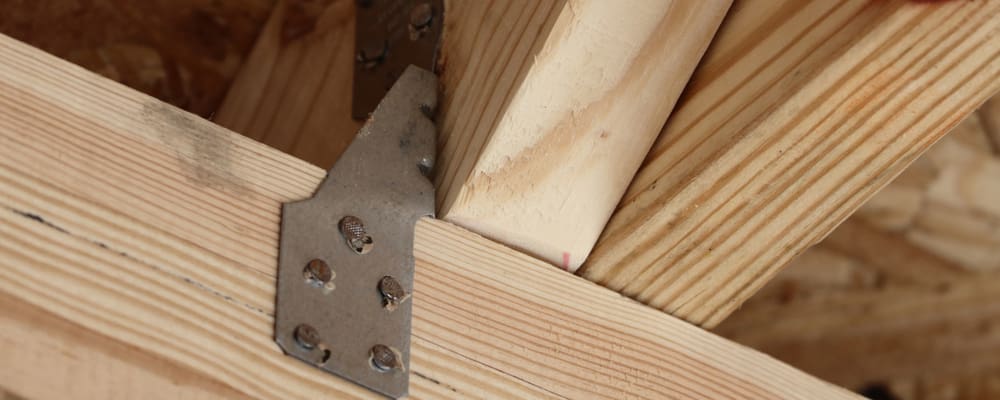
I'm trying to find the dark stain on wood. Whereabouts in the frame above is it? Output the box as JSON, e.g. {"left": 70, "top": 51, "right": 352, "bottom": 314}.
{"left": 141, "top": 100, "right": 250, "bottom": 195}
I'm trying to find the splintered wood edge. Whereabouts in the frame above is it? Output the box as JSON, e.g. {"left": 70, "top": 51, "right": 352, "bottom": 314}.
{"left": 0, "top": 33, "right": 856, "bottom": 399}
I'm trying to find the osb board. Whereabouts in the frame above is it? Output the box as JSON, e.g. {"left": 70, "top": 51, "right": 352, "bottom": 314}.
{"left": 0, "top": 0, "right": 275, "bottom": 117}
{"left": 717, "top": 94, "right": 1000, "bottom": 400}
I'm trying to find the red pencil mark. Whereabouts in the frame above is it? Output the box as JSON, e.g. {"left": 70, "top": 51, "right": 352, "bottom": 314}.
{"left": 562, "top": 252, "right": 571, "bottom": 271}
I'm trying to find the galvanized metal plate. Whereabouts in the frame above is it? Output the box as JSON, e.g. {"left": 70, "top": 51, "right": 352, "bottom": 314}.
{"left": 275, "top": 66, "right": 437, "bottom": 399}
{"left": 352, "top": 0, "right": 443, "bottom": 119}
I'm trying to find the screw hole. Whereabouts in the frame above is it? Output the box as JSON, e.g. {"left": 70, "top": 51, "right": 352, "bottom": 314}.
{"left": 351, "top": 235, "right": 373, "bottom": 254}
{"left": 318, "top": 347, "right": 332, "bottom": 366}
{"left": 419, "top": 104, "right": 434, "bottom": 119}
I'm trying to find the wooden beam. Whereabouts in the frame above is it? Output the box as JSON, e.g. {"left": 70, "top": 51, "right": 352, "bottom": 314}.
{"left": 580, "top": 0, "right": 1000, "bottom": 327}
{"left": 214, "top": 0, "right": 360, "bottom": 169}
{"left": 435, "top": 0, "right": 731, "bottom": 270}
{"left": 0, "top": 34, "right": 857, "bottom": 399}
{"left": 718, "top": 111, "right": 1000, "bottom": 394}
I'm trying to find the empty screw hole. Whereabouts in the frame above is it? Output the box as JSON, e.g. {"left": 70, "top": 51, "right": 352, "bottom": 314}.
{"left": 318, "top": 348, "right": 332, "bottom": 366}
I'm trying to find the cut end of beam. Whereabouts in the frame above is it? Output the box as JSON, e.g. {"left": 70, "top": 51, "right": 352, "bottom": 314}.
{"left": 436, "top": 0, "right": 732, "bottom": 270}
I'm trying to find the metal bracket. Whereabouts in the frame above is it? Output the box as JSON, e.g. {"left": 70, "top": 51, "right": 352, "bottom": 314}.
{"left": 275, "top": 66, "right": 437, "bottom": 399}
{"left": 352, "top": 0, "right": 444, "bottom": 119}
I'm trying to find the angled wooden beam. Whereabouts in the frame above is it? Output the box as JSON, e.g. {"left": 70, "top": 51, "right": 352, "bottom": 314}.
{"left": 215, "top": 0, "right": 361, "bottom": 169}
{"left": 580, "top": 0, "right": 1000, "bottom": 327}
{"left": 0, "top": 35, "right": 857, "bottom": 399}
{"left": 435, "top": 0, "right": 732, "bottom": 270}
{"left": 215, "top": 0, "right": 731, "bottom": 270}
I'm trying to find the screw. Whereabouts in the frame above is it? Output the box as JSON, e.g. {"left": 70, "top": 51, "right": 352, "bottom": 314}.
{"left": 304, "top": 259, "right": 335, "bottom": 291}
{"left": 339, "top": 216, "right": 374, "bottom": 254}
{"left": 370, "top": 344, "right": 402, "bottom": 372}
{"left": 378, "top": 276, "right": 408, "bottom": 311}
{"left": 418, "top": 156, "right": 434, "bottom": 177}
{"left": 408, "top": 3, "right": 434, "bottom": 40}
{"left": 357, "top": 40, "right": 387, "bottom": 70}
{"left": 409, "top": 3, "right": 433, "bottom": 29}
{"left": 294, "top": 324, "right": 321, "bottom": 350}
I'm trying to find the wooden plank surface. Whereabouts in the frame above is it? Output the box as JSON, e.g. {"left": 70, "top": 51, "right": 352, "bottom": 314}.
{"left": 436, "top": 0, "right": 731, "bottom": 271}
{"left": 580, "top": 0, "right": 1000, "bottom": 327}
{"left": 215, "top": 0, "right": 360, "bottom": 169}
{"left": 717, "top": 99, "right": 1000, "bottom": 399}
{"left": 0, "top": 34, "right": 857, "bottom": 399}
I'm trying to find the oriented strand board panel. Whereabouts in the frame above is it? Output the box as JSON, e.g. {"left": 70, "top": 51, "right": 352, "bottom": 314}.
{"left": 581, "top": 0, "right": 1000, "bottom": 327}
{"left": 0, "top": 34, "right": 857, "bottom": 399}
{"left": 0, "top": 0, "right": 275, "bottom": 117}
{"left": 436, "top": 0, "right": 731, "bottom": 271}
{"left": 215, "top": 0, "right": 360, "bottom": 169}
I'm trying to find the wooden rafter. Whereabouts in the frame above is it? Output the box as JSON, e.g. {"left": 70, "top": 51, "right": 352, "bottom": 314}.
{"left": 215, "top": 0, "right": 361, "bottom": 169}
{"left": 580, "top": 0, "right": 1000, "bottom": 327}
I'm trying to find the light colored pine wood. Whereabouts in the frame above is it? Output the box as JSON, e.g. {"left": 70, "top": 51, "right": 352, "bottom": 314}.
{"left": 720, "top": 104, "right": 1000, "bottom": 398}
{"left": 214, "top": 0, "right": 361, "bottom": 169}
{"left": 0, "top": 34, "right": 858, "bottom": 399}
{"left": 436, "top": 0, "right": 731, "bottom": 271}
{"left": 581, "top": 0, "right": 1000, "bottom": 327}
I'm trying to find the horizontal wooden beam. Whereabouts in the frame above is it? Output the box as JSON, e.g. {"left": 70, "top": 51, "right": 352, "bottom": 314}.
{"left": 436, "top": 0, "right": 731, "bottom": 270}
{"left": 0, "top": 34, "right": 856, "bottom": 399}
{"left": 581, "top": 0, "right": 1000, "bottom": 327}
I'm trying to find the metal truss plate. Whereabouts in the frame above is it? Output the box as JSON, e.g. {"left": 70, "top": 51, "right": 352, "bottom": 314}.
{"left": 352, "top": 0, "right": 443, "bottom": 119}
{"left": 275, "top": 66, "right": 437, "bottom": 399}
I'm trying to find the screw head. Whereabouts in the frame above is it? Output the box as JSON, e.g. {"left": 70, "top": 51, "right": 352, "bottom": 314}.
{"left": 294, "top": 324, "right": 321, "bottom": 350}
{"left": 357, "top": 41, "right": 387, "bottom": 70}
{"left": 370, "top": 344, "right": 402, "bottom": 372}
{"left": 339, "top": 216, "right": 374, "bottom": 254}
{"left": 378, "top": 276, "right": 407, "bottom": 310}
{"left": 409, "top": 3, "right": 434, "bottom": 29}
{"left": 304, "top": 259, "right": 334, "bottom": 287}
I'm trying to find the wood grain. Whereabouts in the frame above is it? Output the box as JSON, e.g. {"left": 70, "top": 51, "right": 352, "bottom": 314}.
{"left": 214, "top": 0, "right": 360, "bottom": 169}
{"left": 719, "top": 101, "right": 1000, "bottom": 400}
{"left": 436, "top": 0, "right": 731, "bottom": 271}
{"left": 581, "top": 0, "right": 1000, "bottom": 327}
{"left": 0, "top": 34, "right": 856, "bottom": 399}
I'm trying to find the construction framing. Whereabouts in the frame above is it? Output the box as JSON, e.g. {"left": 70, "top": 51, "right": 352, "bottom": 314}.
{"left": 1, "top": 0, "right": 999, "bottom": 398}
{"left": 0, "top": 35, "right": 854, "bottom": 399}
